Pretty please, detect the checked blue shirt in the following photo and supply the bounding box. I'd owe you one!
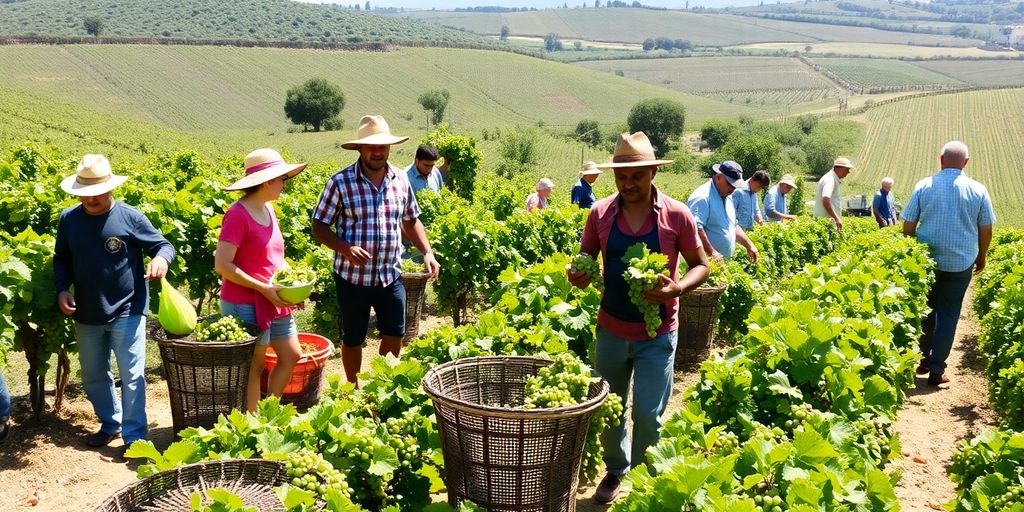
[902,168,995,272]
[731,188,761,231]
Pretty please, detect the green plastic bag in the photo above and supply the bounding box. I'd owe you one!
[158,277,197,335]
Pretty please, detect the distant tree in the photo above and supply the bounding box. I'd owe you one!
[575,119,602,147]
[284,78,345,132]
[805,45,813,52]
[715,134,783,180]
[626,98,686,157]
[418,88,451,126]
[496,126,541,178]
[500,25,510,40]
[700,120,741,150]
[544,33,563,51]
[950,25,972,38]
[792,115,818,135]
[365,1,371,10]
[673,39,692,51]
[573,40,583,50]
[642,38,656,51]
[595,0,602,6]
[655,37,673,50]
[83,16,103,37]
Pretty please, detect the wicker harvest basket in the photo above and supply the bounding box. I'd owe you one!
[152,317,259,434]
[401,272,430,343]
[95,459,286,512]
[423,356,609,512]
[675,284,727,371]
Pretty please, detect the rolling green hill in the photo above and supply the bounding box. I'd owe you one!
[809,57,966,88]
[914,60,1024,87]
[0,0,489,46]
[850,88,1024,225]
[0,45,759,134]
[390,7,982,47]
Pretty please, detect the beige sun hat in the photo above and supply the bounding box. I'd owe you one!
[833,156,855,170]
[779,174,797,188]
[61,154,129,196]
[579,161,602,176]
[341,115,409,150]
[595,132,673,169]
[536,178,555,190]
[224,148,307,191]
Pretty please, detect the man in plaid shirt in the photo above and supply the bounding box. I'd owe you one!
[312,115,439,384]
[903,140,994,388]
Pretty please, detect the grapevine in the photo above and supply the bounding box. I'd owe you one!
[274,265,315,287]
[194,316,250,343]
[570,253,603,293]
[622,243,668,338]
[281,449,353,500]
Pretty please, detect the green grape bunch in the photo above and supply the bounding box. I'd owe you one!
[283,448,353,500]
[194,316,251,343]
[274,265,315,287]
[622,243,669,338]
[990,485,1024,511]
[570,253,604,293]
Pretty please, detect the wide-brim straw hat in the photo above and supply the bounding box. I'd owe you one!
[779,174,797,188]
[833,156,855,170]
[341,115,409,150]
[579,161,603,176]
[595,132,673,169]
[61,154,129,196]
[224,148,306,191]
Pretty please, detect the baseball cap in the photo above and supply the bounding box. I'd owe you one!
[712,160,747,189]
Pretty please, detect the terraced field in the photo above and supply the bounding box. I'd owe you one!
[0,45,757,133]
[810,57,967,88]
[851,88,1024,225]
[736,42,1014,58]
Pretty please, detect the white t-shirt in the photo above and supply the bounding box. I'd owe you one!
[814,170,841,218]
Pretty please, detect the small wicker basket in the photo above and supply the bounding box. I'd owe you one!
[675,284,727,371]
[423,356,609,512]
[401,272,430,343]
[94,459,286,512]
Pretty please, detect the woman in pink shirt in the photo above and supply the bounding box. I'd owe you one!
[214,149,306,411]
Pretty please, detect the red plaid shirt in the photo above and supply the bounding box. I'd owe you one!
[313,160,420,287]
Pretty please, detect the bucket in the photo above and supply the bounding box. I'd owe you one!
[260,333,333,411]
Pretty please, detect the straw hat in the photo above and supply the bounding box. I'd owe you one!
[595,132,673,168]
[61,154,128,196]
[224,149,306,191]
[833,156,855,170]
[779,174,797,188]
[579,161,602,176]
[341,115,409,150]
[536,178,555,190]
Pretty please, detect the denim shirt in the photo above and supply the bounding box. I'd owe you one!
[731,188,760,231]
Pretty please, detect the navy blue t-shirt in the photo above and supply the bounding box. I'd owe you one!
[54,201,176,325]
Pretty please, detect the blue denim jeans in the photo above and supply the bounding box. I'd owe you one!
[594,325,677,476]
[0,370,10,419]
[920,266,974,375]
[75,315,148,443]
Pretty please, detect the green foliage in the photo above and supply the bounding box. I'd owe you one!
[700,120,741,151]
[788,176,806,217]
[83,16,103,36]
[544,32,563,51]
[422,125,482,202]
[284,78,345,132]
[495,126,541,178]
[417,89,450,126]
[714,134,783,180]
[575,119,602,147]
[627,98,687,158]
[948,429,1024,511]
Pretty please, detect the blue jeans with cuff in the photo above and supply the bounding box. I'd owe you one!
[594,325,677,476]
[75,315,148,443]
[920,266,974,375]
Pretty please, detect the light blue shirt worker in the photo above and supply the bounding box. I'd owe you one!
[872,188,897,227]
[405,164,444,195]
[902,167,995,272]
[687,178,737,258]
[731,188,761,231]
[763,184,787,222]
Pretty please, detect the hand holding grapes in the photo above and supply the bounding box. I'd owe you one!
[643,273,682,304]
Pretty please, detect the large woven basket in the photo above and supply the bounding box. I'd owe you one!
[153,317,259,434]
[423,356,609,512]
[402,272,430,343]
[675,284,727,371]
[95,459,286,512]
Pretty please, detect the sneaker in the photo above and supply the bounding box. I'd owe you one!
[0,417,10,443]
[927,373,950,387]
[594,472,622,504]
[85,430,121,448]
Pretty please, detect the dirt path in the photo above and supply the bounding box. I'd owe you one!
[889,284,996,511]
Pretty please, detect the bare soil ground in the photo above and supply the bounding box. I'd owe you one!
[0,287,993,512]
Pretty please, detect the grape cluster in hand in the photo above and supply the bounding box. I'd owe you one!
[194,316,249,343]
[622,243,669,338]
[570,253,604,293]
